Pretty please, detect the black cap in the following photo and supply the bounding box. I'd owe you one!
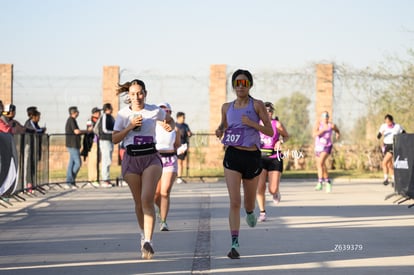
[91,107,101,114]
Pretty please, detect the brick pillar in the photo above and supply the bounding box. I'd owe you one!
[102,66,120,167]
[209,64,227,131]
[205,64,227,168]
[0,64,13,104]
[315,64,334,119]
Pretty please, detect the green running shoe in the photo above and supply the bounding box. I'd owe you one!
[315,181,323,191]
[325,182,332,193]
[246,212,257,228]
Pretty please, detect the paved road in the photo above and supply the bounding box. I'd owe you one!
[1,179,414,274]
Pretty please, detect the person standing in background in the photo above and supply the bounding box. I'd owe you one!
[175,112,192,184]
[0,100,12,133]
[85,107,101,187]
[65,106,87,189]
[2,104,25,134]
[24,108,46,193]
[99,103,115,187]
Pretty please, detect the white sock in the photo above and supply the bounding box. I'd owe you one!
[384,174,388,180]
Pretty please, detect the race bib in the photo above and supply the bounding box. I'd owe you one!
[223,128,244,146]
[261,136,273,147]
[319,137,327,145]
[134,136,154,145]
[162,156,175,167]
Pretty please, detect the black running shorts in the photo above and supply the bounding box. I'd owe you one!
[261,157,283,173]
[383,144,393,155]
[223,146,262,179]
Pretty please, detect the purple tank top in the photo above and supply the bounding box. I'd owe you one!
[315,122,333,149]
[222,97,261,149]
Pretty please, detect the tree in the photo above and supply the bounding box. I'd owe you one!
[273,92,311,145]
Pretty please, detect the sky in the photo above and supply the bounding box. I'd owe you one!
[1,0,414,133]
[1,0,413,76]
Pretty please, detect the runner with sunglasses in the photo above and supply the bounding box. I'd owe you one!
[216,69,273,259]
[257,102,289,222]
[112,79,174,260]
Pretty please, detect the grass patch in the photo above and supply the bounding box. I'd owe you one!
[283,169,382,180]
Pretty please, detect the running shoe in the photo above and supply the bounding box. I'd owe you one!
[91,181,100,188]
[232,238,239,248]
[140,233,145,248]
[383,179,390,186]
[246,212,257,228]
[101,181,113,188]
[176,178,183,184]
[160,222,169,231]
[325,182,332,193]
[141,242,154,259]
[227,248,240,259]
[259,212,267,222]
[315,181,323,191]
[273,192,281,204]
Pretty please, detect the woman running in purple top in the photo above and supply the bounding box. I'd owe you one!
[215,69,273,259]
[313,111,340,193]
[257,102,289,222]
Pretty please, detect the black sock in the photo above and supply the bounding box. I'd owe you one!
[246,210,253,215]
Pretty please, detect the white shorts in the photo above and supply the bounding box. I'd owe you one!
[159,153,178,173]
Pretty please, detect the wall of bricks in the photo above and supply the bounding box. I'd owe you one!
[102,66,120,167]
[204,64,227,168]
[0,64,13,105]
[315,64,333,120]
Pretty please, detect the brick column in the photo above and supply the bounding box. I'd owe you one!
[209,64,227,131]
[315,64,334,119]
[102,66,120,167]
[0,64,13,104]
[205,64,227,168]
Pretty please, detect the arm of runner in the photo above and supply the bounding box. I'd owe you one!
[244,99,273,137]
[332,123,340,140]
[277,121,289,143]
[215,103,229,139]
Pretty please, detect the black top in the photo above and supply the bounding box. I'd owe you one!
[176,123,191,144]
[65,117,81,148]
[99,113,115,141]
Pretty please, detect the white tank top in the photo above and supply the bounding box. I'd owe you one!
[155,123,176,151]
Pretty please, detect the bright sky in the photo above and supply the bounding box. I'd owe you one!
[1,0,413,76]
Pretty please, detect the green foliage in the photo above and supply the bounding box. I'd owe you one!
[274,91,311,146]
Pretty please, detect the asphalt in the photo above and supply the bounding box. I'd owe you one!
[0,179,414,275]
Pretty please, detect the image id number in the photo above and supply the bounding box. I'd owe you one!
[334,244,364,252]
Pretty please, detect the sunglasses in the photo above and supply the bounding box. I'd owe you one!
[266,108,273,113]
[233,79,251,88]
